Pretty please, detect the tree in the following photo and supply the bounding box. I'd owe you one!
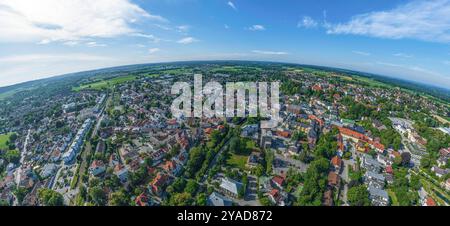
[259,197,273,206]
[196,193,207,206]
[297,158,329,205]
[5,149,20,164]
[37,188,64,206]
[347,185,371,206]
[184,180,198,194]
[292,131,306,142]
[9,133,18,143]
[13,187,28,205]
[89,186,106,205]
[109,190,129,206]
[265,150,274,175]
[229,137,241,154]
[169,192,193,206]
[420,156,432,168]
[400,152,411,166]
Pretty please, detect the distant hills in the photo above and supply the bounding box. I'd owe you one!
[0,60,449,102]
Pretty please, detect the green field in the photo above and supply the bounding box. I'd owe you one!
[211,66,262,73]
[387,189,399,206]
[0,132,15,150]
[226,153,249,171]
[73,75,137,91]
[160,68,191,75]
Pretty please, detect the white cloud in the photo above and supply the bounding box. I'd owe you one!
[0,53,112,63]
[63,41,79,46]
[297,16,318,28]
[248,25,265,31]
[177,37,199,44]
[326,0,450,43]
[352,51,371,56]
[86,42,107,47]
[131,33,163,43]
[0,0,167,43]
[148,48,160,54]
[252,50,288,55]
[393,53,413,58]
[227,1,237,11]
[176,25,190,33]
[0,53,121,87]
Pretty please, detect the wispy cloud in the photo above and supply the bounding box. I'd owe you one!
[326,0,450,43]
[248,25,266,31]
[352,51,371,56]
[297,16,318,28]
[86,42,107,47]
[177,37,199,44]
[227,1,237,11]
[444,60,450,65]
[131,33,163,43]
[176,25,190,33]
[393,53,413,58]
[148,48,160,54]
[376,61,440,76]
[252,50,288,55]
[0,0,167,43]
[0,53,112,63]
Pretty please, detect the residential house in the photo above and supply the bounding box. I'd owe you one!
[368,185,389,206]
[89,160,106,176]
[208,192,233,206]
[114,164,128,183]
[327,172,340,188]
[271,175,285,190]
[149,173,170,196]
[365,171,385,189]
[431,166,449,178]
[219,177,243,198]
[331,156,342,172]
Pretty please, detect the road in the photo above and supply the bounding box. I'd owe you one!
[12,128,31,205]
[14,128,31,186]
[340,159,354,205]
[200,137,232,183]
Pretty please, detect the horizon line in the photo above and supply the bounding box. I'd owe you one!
[0,59,449,92]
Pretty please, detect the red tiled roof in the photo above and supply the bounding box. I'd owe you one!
[276,131,291,138]
[426,197,436,206]
[135,193,148,206]
[270,189,279,197]
[272,176,285,187]
[338,126,385,151]
[328,172,340,186]
[312,84,322,91]
[331,156,342,168]
[308,114,324,127]
[386,165,393,174]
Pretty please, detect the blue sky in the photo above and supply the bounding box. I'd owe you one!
[0,0,449,88]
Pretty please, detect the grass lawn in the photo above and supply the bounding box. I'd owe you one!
[244,139,258,150]
[387,189,399,206]
[73,75,137,91]
[0,133,15,150]
[226,153,249,171]
[293,185,303,198]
